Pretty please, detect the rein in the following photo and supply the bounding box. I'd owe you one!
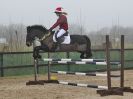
[40,31,51,41]
[33,31,51,47]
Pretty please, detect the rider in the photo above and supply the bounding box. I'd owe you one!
[49,7,68,50]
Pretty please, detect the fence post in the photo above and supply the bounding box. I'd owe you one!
[48,52,51,80]
[34,59,38,81]
[106,35,111,89]
[120,35,124,88]
[0,53,4,77]
[36,59,39,74]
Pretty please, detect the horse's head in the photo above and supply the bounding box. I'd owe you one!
[26,25,48,47]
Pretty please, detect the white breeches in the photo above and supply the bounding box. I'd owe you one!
[53,29,71,44]
[56,29,66,38]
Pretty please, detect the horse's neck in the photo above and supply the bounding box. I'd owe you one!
[47,34,53,42]
[41,34,53,49]
[42,34,53,44]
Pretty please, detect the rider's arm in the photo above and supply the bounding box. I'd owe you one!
[50,15,65,30]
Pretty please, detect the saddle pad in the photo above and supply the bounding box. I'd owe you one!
[53,33,71,44]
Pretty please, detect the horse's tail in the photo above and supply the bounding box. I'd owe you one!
[84,35,92,58]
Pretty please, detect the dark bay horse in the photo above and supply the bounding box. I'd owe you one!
[26,25,92,59]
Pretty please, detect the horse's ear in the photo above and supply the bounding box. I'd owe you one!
[27,26,31,33]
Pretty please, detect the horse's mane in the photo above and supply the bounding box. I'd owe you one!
[28,25,48,32]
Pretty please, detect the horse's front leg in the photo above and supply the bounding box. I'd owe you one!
[33,46,42,59]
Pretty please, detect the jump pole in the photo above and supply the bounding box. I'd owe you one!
[51,70,120,77]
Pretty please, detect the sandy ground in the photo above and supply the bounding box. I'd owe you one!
[0,70,133,99]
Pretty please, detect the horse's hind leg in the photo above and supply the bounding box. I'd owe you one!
[80,52,85,59]
[85,50,92,58]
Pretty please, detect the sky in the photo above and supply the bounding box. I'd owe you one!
[0,0,133,32]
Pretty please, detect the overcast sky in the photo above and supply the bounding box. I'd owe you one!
[0,0,133,32]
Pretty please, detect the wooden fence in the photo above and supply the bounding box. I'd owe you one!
[0,49,133,77]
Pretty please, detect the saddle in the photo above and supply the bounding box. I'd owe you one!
[52,31,71,51]
[55,31,68,44]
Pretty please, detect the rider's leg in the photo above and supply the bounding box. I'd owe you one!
[51,29,66,51]
[56,29,66,38]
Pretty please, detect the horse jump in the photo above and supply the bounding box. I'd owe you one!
[26,35,133,96]
[41,58,120,90]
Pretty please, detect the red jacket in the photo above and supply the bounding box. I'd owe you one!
[50,15,68,31]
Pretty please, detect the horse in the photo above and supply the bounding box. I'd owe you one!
[26,25,92,59]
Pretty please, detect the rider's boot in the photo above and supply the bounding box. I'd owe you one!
[51,42,60,51]
[51,36,63,51]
